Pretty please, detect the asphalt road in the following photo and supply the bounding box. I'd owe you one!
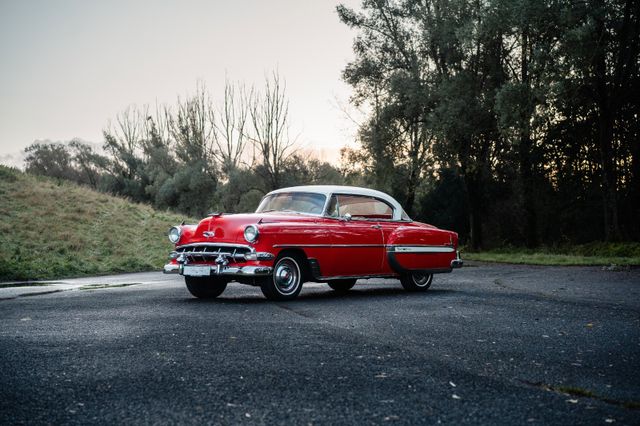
[1,264,639,425]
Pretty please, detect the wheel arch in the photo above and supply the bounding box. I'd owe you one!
[274,248,312,282]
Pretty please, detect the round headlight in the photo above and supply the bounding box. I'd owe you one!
[244,225,259,243]
[168,226,182,244]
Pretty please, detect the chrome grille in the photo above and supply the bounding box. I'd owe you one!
[174,243,252,264]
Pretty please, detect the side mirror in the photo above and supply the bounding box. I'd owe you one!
[342,213,352,222]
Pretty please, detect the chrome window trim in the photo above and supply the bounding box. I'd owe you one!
[259,186,410,221]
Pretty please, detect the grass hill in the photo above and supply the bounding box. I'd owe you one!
[0,166,192,281]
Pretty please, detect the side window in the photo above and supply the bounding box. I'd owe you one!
[336,195,393,220]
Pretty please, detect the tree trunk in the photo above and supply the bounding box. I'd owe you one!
[632,135,640,238]
[519,28,538,248]
[519,135,537,247]
[596,105,621,241]
[461,164,483,250]
[404,164,418,217]
[594,15,622,241]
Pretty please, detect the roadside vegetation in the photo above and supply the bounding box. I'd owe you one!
[0,166,193,281]
[464,243,640,266]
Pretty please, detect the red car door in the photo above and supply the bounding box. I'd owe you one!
[320,194,387,277]
[328,219,384,276]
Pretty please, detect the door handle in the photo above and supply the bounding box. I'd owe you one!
[371,224,381,229]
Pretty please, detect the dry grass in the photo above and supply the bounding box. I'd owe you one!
[0,166,194,281]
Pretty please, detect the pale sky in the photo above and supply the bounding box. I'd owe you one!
[0,0,362,164]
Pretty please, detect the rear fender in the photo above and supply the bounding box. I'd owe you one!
[386,227,458,274]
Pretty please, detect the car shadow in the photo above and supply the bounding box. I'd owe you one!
[181,285,457,305]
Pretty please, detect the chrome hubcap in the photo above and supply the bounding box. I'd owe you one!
[412,273,432,287]
[274,258,300,295]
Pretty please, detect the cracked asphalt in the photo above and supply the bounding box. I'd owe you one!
[1,263,639,425]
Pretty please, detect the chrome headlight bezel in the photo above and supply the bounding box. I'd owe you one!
[168,226,182,244]
[244,224,259,243]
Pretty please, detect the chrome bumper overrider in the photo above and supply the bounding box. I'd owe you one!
[163,263,273,277]
[450,251,463,269]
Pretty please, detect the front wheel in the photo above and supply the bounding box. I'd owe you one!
[400,272,433,292]
[327,279,357,294]
[185,276,228,298]
[260,255,304,301]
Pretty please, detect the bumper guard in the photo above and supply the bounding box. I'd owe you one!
[450,251,463,269]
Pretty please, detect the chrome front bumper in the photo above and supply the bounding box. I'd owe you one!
[163,263,273,277]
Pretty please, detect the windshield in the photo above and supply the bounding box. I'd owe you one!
[256,192,327,215]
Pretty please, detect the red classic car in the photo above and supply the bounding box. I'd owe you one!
[164,185,462,300]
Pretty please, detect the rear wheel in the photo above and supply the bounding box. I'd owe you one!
[327,279,357,294]
[260,254,304,301]
[185,276,228,298]
[400,272,433,292]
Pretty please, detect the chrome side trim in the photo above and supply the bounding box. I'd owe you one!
[274,244,454,252]
[387,245,455,253]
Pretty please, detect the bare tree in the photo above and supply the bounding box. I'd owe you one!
[211,79,251,177]
[103,106,145,180]
[249,72,295,190]
[142,103,172,152]
[167,83,216,174]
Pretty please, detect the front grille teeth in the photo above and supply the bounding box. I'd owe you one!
[175,244,252,264]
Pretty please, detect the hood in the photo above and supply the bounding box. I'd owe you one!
[179,212,318,246]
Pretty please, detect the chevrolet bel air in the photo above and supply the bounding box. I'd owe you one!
[164,185,462,300]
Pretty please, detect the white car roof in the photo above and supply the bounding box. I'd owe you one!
[266,185,406,220]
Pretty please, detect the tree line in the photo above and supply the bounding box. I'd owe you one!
[24,0,639,249]
[24,73,344,218]
[337,0,639,248]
